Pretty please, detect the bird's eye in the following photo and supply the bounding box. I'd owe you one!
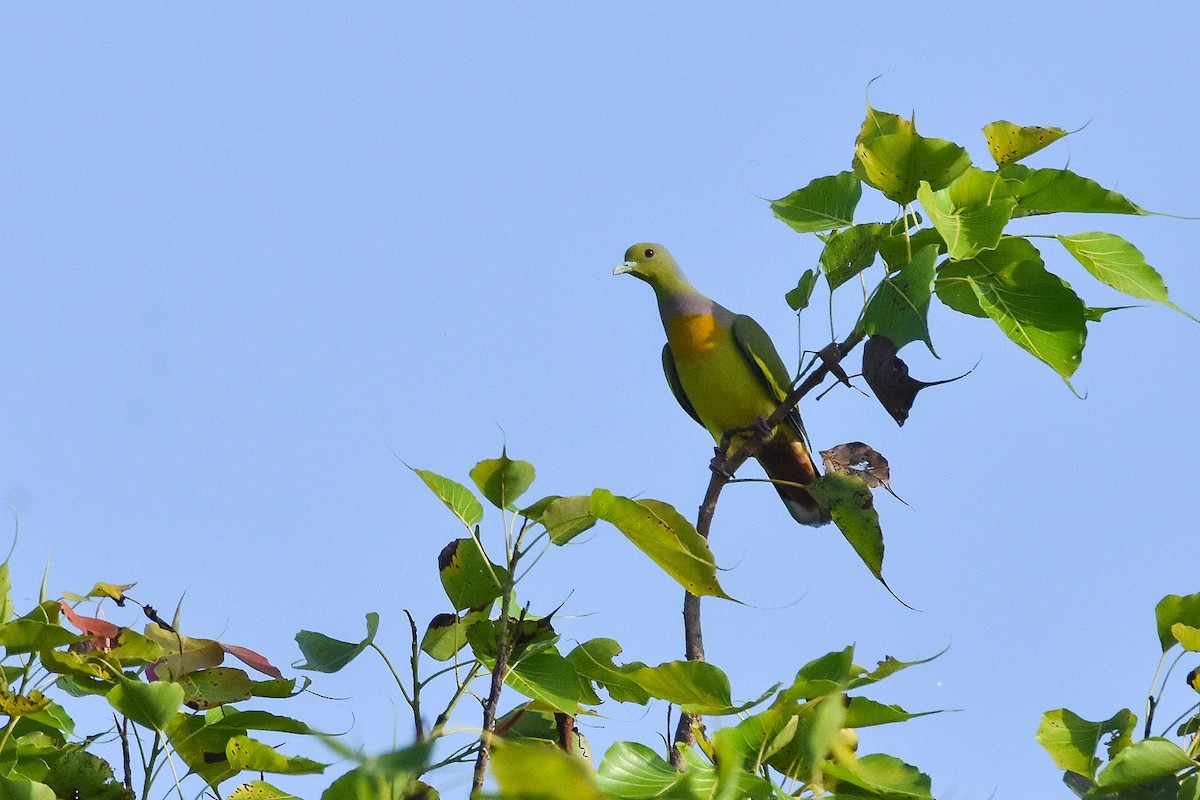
[644,248,655,258]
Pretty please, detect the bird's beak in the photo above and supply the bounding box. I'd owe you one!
[613,261,637,276]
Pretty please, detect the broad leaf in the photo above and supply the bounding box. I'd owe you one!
[1155,593,1200,652]
[420,603,491,661]
[845,696,941,727]
[786,269,820,312]
[807,472,902,601]
[590,491,731,600]
[469,449,536,510]
[539,495,597,545]
[853,106,971,205]
[226,735,326,775]
[982,120,1067,166]
[410,467,483,528]
[820,223,887,290]
[565,638,651,705]
[771,172,861,233]
[822,753,934,800]
[108,674,184,731]
[506,651,583,714]
[228,783,298,799]
[1172,623,1200,652]
[859,244,938,351]
[491,739,603,800]
[1036,707,1137,777]
[1002,165,1146,217]
[918,173,1016,260]
[935,236,1045,318]
[596,741,686,799]
[437,537,509,611]
[143,622,225,680]
[178,667,254,710]
[624,660,733,714]
[965,263,1088,380]
[295,612,379,673]
[1058,232,1195,319]
[1094,738,1194,794]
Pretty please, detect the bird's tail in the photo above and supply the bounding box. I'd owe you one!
[756,438,831,526]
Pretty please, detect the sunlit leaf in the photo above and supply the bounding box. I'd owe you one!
[1002,165,1146,217]
[786,269,820,312]
[0,689,50,717]
[935,236,1044,318]
[853,106,971,205]
[294,612,379,673]
[143,623,225,680]
[469,449,536,510]
[437,538,509,611]
[623,660,733,714]
[565,638,651,705]
[596,741,685,799]
[539,495,597,545]
[1094,738,1194,793]
[491,739,603,800]
[409,467,483,528]
[1036,707,1136,777]
[822,753,934,799]
[228,782,300,800]
[807,473,902,601]
[771,171,861,233]
[918,174,1017,260]
[506,651,583,714]
[766,694,847,785]
[1172,623,1200,652]
[179,667,254,710]
[845,696,941,727]
[1058,232,1195,319]
[590,491,732,600]
[226,735,326,775]
[0,619,81,654]
[1155,593,1200,652]
[319,744,433,800]
[982,120,1067,166]
[42,749,124,800]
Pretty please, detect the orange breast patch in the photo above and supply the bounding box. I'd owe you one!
[666,314,725,359]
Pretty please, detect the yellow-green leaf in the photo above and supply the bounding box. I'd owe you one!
[982,120,1067,166]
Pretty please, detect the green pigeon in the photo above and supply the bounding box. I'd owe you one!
[615,242,830,526]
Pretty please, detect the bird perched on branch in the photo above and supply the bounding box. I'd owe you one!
[614,243,830,526]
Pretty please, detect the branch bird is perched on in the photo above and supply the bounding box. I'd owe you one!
[614,243,830,526]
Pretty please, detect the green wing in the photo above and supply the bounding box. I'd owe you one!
[662,343,704,427]
[731,315,809,441]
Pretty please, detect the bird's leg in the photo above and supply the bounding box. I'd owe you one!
[709,446,734,477]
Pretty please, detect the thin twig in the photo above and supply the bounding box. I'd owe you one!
[406,610,425,741]
[671,333,863,765]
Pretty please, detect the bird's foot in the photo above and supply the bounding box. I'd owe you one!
[751,415,773,438]
[709,449,734,478]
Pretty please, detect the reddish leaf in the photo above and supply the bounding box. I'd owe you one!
[220,642,284,680]
[59,600,120,638]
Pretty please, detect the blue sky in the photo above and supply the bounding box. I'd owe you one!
[2,4,1198,797]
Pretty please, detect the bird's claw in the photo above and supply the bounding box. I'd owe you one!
[709,450,734,478]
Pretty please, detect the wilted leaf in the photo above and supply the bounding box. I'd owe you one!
[219,642,284,680]
[771,172,861,233]
[820,441,903,503]
[861,336,969,426]
[982,120,1068,166]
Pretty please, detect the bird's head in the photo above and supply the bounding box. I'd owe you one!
[613,243,686,290]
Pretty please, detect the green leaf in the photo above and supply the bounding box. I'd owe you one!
[565,638,651,705]
[469,449,536,510]
[420,603,491,661]
[539,495,598,545]
[42,749,125,800]
[178,667,254,710]
[807,473,899,598]
[935,236,1045,318]
[853,105,972,205]
[294,612,379,673]
[226,735,326,775]
[860,244,937,352]
[210,710,315,736]
[410,467,484,528]
[506,651,583,714]
[786,646,858,699]
[623,660,733,714]
[491,739,603,800]
[1172,623,1200,652]
[982,120,1068,166]
[1155,594,1200,652]
[228,782,301,800]
[770,171,861,233]
[822,753,934,800]
[1058,232,1196,319]
[590,491,732,600]
[0,775,56,800]
[142,623,225,680]
[845,696,941,727]
[765,694,847,785]
[917,173,1017,260]
[1036,707,1137,777]
[108,674,184,731]
[437,538,510,611]
[1001,165,1146,217]
[1094,738,1195,794]
[0,619,81,654]
[966,262,1088,380]
[319,743,432,800]
[786,269,820,312]
[0,562,13,627]
[596,741,685,799]
[820,223,887,290]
